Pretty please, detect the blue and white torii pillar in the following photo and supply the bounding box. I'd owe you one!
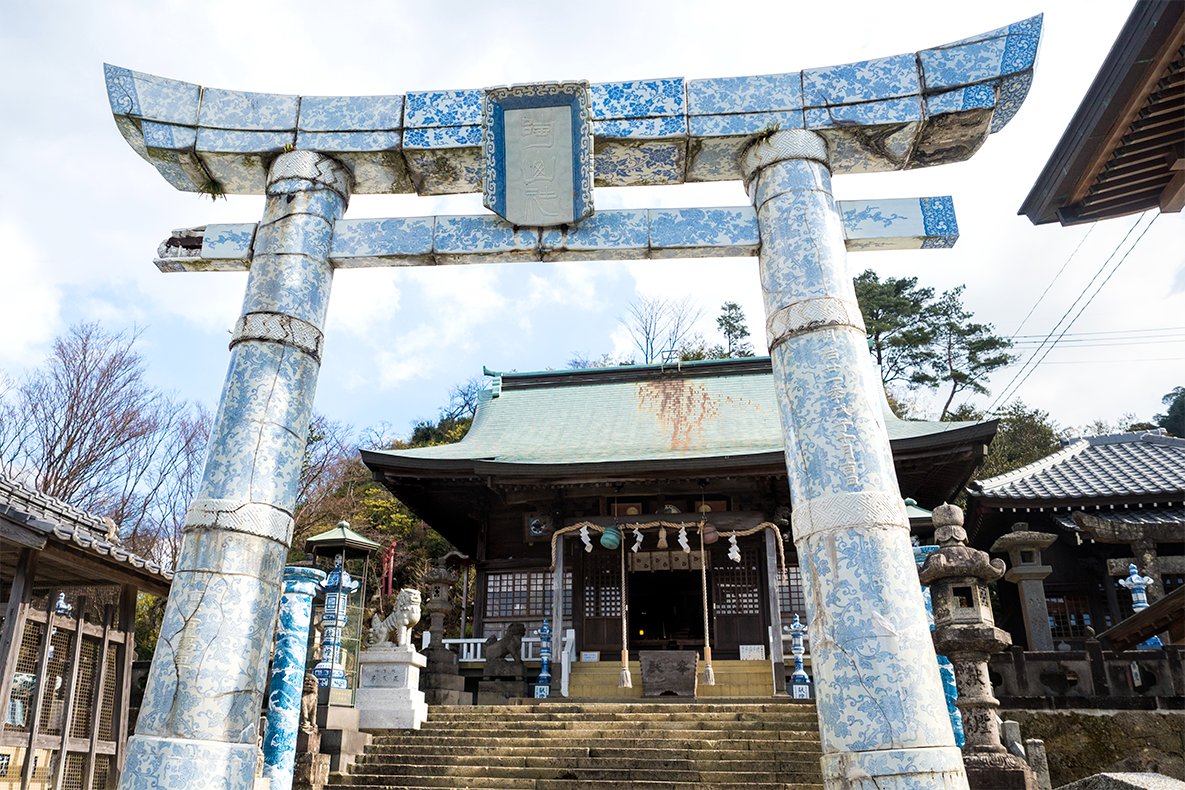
[105,16,1040,790]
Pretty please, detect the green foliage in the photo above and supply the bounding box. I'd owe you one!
[716,302,754,358]
[853,270,939,387]
[1155,386,1184,437]
[134,593,166,661]
[854,273,1014,418]
[920,286,1015,419]
[955,400,1062,481]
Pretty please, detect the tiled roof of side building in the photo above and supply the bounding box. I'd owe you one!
[368,358,992,467]
[0,471,173,582]
[969,430,1185,502]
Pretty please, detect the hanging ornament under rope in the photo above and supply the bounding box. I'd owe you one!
[619,540,632,689]
[677,526,690,553]
[631,528,643,553]
[699,524,715,686]
[656,526,668,549]
[727,534,741,563]
[600,524,621,549]
[580,525,593,553]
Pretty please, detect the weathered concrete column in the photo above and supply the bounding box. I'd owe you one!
[263,566,327,790]
[120,151,352,790]
[741,129,967,790]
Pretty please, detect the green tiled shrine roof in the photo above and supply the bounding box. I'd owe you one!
[367,358,988,468]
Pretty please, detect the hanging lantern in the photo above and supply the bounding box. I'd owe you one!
[600,525,622,549]
[700,522,719,545]
[657,526,668,550]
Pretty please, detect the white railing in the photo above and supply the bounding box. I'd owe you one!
[439,634,550,662]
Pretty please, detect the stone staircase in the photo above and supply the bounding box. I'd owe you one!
[331,700,824,790]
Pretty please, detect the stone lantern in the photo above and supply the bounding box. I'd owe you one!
[422,558,460,643]
[990,523,1057,651]
[920,504,1034,790]
[419,558,471,705]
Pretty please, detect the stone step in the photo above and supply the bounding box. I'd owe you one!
[424,710,819,723]
[347,764,820,784]
[332,779,824,790]
[415,720,818,734]
[364,734,820,753]
[349,754,820,773]
[432,701,815,713]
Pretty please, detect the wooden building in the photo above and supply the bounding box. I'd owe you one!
[364,358,997,680]
[0,473,172,789]
[966,429,1185,650]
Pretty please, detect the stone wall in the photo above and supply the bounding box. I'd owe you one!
[1004,710,1184,788]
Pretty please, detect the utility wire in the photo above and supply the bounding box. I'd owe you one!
[988,212,1160,412]
[1009,224,1096,338]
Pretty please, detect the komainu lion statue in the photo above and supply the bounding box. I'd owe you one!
[483,622,526,678]
[367,588,422,648]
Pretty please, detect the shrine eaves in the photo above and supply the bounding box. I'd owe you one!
[105,15,1040,198]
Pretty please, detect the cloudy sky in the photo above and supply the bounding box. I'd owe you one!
[1,0,1181,442]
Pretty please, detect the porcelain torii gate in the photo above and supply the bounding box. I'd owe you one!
[105,16,1040,790]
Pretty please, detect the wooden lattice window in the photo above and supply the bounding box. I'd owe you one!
[1046,593,1092,639]
[712,545,762,615]
[484,571,571,619]
[777,565,806,620]
[582,553,621,618]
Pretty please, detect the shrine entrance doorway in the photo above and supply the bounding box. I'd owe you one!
[627,569,705,652]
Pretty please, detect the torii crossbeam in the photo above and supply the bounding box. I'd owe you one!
[103,15,1040,790]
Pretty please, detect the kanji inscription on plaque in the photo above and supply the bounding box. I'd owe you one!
[483,81,593,227]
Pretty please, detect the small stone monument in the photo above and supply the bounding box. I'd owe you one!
[292,673,330,790]
[356,588,427,730]
[921,503,1035,790]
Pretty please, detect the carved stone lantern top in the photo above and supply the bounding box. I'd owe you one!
[922,504,1006,584]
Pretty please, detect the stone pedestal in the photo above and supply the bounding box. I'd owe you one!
[476,679,526,705]
[421,645,472,705]
[357,645,428,730]
[291,730,329,790]
[314,705,369,773]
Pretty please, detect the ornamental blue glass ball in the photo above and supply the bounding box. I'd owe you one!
[600,526,621,549]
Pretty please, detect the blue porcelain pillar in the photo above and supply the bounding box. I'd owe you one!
[120,151,352,790]
[741,130,967,790]
[263,567,327,790]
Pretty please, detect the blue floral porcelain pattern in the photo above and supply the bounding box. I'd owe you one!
[688,73,802,115]
[298,95,404,131]
[199,88,298,131]
[746,140,965,790]
[121,154,349,790]
[107,16,1041,195]
[594,140,685,187]
[262,567,326,790]
[803,54,919,107]
[591,78,685,119]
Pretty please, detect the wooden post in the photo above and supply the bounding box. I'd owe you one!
[83,604,115,790]
[21,586,59,790]
[551,535,565,662]
[51,595,88,788]
[113,585,136,777]
[764,528,786,693]
[0,549,39,730]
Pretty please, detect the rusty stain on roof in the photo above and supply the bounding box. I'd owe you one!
[636,379,760,450]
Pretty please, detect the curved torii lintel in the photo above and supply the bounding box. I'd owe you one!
[105,15,1040,197]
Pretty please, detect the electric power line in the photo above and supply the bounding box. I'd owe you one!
[987,212,1161,413]
[1009,224,1096,338]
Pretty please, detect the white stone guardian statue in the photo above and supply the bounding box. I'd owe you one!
[367,588,422,649]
